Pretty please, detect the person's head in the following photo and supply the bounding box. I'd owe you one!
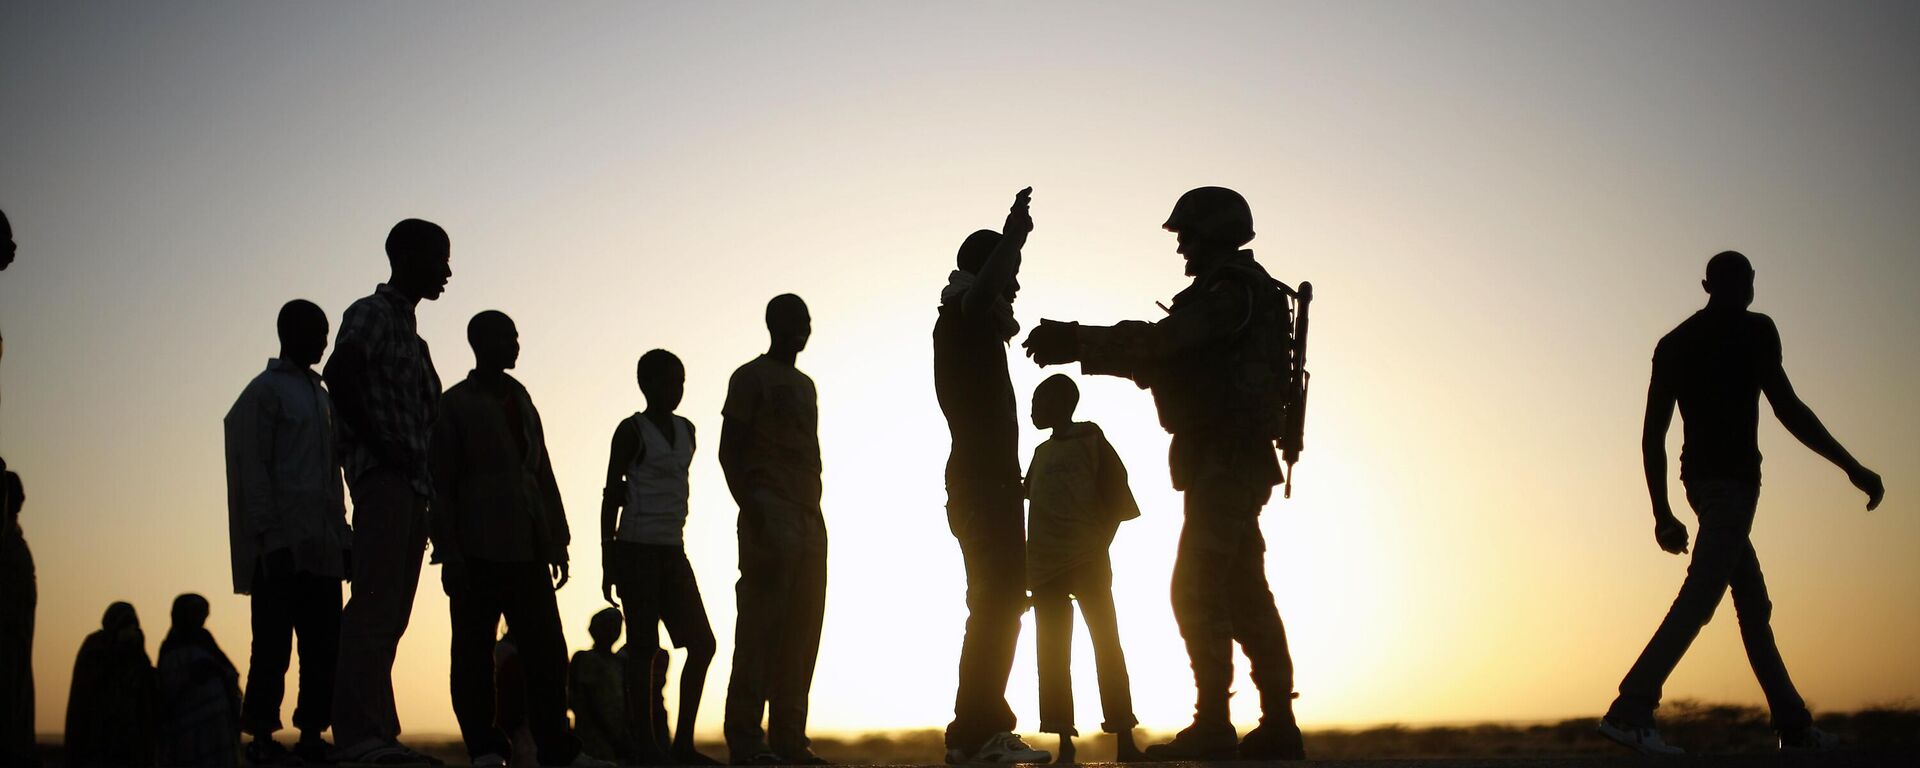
[170,593,210,631]
[1031,373,1080,430]
[1164,187,1255,275]
[1703,250,1755,310]
[766,294,812,356]
[102,601,139,636]
[277,299,329,366]
[588,608,623,649]
[957,229,1019,301]
[636,349,685,413]
[3,470,22,519]
[385,218,452,301]
[1,208,15,271]
[467,310,519,371]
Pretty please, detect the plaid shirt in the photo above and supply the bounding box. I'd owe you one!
[329,284,442,496]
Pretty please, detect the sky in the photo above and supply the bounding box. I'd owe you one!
[2,0,1918,740]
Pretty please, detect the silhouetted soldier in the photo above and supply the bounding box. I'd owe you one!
[1023,187,1306,760]
[937,188,1052,765]
[601,349,720,764]
[1597,251,1885,755]
[430,311,607,768]
[570,609,641,763]
[223,299,351,765]
[322,218,449,765]
[156,594,243,768]
[0,467,34,768]
[1025,375,1144,763]
[721,294,830,765]
[65,602,157,768]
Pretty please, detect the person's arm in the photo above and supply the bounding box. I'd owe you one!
[718,368,757,510]
[428,402,463,567]
[600,417,638,605]
[1763,366,1884,510]
[1025,276,1252,387]
[1642,359,1689,555]
[322,303,403,468]
[225,383,281,554]
[532,404,570,590]
[962,187,1033,322]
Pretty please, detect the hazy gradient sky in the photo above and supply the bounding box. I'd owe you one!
[3,0,1917,739]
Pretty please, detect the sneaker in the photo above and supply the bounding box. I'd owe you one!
[247,738,304,767]
[1143,723,1238,761]
[1779,726,1841,752]
[1238,722,1306,761]
[470,755,507,768]
[967,733,1051,764]
[1597,717,1683,756]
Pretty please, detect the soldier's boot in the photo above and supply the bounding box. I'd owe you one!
[1143,692,1237,761]
[1238,692,1305,761]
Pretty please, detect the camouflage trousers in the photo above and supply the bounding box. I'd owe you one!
[1171,472,1296,728]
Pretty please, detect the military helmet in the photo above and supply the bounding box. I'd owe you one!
[1163,186,1255,247]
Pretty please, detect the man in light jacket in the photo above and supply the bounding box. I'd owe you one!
[224,299,351,765]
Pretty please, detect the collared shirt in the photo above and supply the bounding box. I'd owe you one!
[429,370,569,564]
[328,284,441,496]
[223,359,350,593]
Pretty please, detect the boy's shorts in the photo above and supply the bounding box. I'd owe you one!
[607,541,714,649]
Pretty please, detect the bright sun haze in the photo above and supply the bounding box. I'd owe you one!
[2,0,1917,739]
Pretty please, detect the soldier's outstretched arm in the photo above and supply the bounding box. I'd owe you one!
[1763,364,1884,510]
[1023,277,1252,384]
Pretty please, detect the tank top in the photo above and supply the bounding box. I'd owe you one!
[617,414,693,546]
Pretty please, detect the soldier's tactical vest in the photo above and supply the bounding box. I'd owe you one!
[1150,259,1294,441]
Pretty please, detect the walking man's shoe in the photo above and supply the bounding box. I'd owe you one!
[955,732,1050,764]
[1779,726,1841,752]
[1597,717,1683,755]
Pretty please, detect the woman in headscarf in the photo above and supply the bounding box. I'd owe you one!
[65,601,158,767]
[155,594,242,768]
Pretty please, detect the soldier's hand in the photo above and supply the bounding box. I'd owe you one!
[1022,319,1079,366]
[1653,514,1689,555]
[1849,464,1884,511]
[1004,187,1034,238]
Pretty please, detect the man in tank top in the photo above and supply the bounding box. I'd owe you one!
[599,349,718,765]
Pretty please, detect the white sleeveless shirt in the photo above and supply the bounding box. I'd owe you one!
[618,413,693,546]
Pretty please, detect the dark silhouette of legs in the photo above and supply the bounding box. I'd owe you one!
[1033,579,1076,738]
[331,471,428,752]
[0,469,34,767]
[449,562,579,765]
[945,491,1025,753]
[243,558,341,740]
[1072,562,1138,738]
[725,511,827,760]
[1609,481,1811,731]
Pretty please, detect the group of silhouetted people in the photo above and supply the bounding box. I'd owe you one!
[0,184,1893,767]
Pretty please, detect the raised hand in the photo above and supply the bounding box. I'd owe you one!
[1004,187,1034,237]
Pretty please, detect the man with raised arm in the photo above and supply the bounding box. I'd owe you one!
[1597,251,1885,756]
[721,294,830,765]
[1023,187,1306,761]
[937,189,1052,765]
[322,218,449,765]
